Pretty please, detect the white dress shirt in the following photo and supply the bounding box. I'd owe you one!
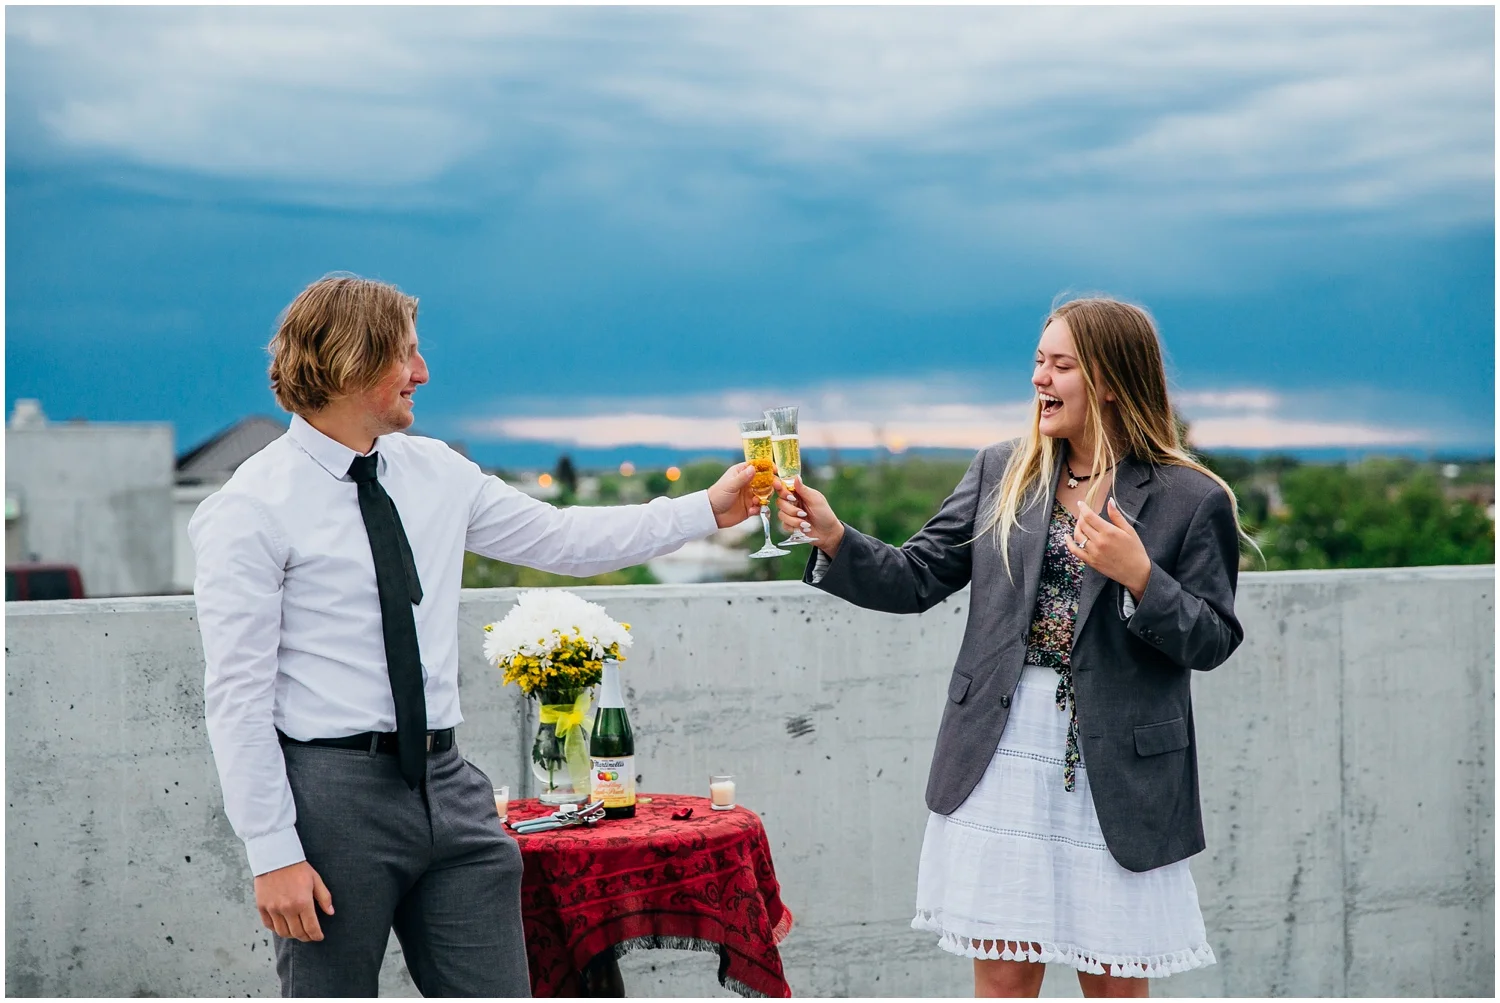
[191,415,718,876]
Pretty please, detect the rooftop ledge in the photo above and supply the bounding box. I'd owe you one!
[5,565,1494,998]
[7,563,1494,617]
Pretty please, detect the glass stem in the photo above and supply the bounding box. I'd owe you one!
[759,506,775,549]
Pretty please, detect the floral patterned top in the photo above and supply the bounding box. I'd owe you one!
[1022,501,1085,791]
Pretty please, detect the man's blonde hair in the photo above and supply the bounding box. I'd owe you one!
[268,274,419,415]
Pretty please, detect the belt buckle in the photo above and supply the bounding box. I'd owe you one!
[424,733,435,752]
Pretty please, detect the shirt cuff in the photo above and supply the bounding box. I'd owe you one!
[670,490,720,540]
[1121,589,1138,619]
[811,549,832,584]
[245,826,306,877]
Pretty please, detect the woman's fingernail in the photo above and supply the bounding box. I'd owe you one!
[797,510,807,518]
[800,522,812,531]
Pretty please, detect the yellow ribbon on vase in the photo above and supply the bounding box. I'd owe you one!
[538,689,593,794]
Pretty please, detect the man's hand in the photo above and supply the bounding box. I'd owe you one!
[1065,497,1152,601]
[255,860,334,943]
[707,462,761,529]
[774,477,845,560]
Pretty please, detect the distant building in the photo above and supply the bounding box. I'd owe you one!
[171,416,474,591]
[171,416,289,592]
[507,473,563,500]
[645,521,758,584]
[175,415,289,486]
[5,400,175,597]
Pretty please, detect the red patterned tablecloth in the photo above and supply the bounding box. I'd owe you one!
[509,793,794,998]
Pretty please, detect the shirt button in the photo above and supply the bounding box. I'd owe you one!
[1000,694,1012,709]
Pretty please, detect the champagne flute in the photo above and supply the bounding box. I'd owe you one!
[739,419,790,559]
[764,405,818,545]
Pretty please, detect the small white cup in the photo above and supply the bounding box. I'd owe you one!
[493,785,510,822]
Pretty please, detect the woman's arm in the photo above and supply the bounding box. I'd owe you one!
[788,450,987,615]
[1125,487,1244,671]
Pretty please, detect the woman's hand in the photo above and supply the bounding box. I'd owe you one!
[774,477,845,559]
[1065,497,1152,601]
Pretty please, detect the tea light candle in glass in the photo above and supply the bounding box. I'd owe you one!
[709,775,736,810]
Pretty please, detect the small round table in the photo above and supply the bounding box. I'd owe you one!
[508,793,794,998]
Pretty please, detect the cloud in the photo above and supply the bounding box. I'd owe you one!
[7,5,1491,231]
[7,8,494,187]
[1175,390,1283,412]
[1185,416,1428,450]
[459,377,1441,452]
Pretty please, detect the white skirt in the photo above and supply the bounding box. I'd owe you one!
[911,665,1216,978]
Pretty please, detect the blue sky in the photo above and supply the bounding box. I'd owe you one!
[6,6,1495,466]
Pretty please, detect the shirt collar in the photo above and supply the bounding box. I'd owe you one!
[288,414,390,481]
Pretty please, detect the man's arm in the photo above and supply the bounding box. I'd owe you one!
[463,465,725,574]
[193,491,336,943]
[191,490,304,874]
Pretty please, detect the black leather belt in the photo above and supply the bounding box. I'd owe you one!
[278,727,456,756]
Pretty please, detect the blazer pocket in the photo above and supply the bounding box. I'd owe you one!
[1134,717,1189,757]
[947,671,972,704]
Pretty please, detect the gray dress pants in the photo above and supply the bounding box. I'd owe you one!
[274,741,531,997]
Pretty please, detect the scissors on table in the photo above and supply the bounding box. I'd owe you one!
[509,800,606,834]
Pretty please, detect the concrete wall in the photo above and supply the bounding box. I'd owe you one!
[5,568,1493,997]
[5,424,175,596]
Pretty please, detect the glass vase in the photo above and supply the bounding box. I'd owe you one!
[531,689,592,805]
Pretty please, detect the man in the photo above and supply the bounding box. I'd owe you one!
[191,274,758,996]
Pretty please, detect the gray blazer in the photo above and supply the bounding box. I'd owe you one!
[805,440,1243,872]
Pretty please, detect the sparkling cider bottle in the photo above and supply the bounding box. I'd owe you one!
[589,662,636,818]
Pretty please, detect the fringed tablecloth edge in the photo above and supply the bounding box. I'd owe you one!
[609,933,790,998]
[770,905,795,945]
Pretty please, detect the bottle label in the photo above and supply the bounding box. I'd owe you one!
[590,756,636,809]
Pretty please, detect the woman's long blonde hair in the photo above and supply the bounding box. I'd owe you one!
[978,297,1245,570]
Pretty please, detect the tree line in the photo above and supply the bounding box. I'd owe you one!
[463,451,1495,588]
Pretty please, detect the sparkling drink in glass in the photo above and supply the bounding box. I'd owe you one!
[740,419,789,559]
[771,436,800,483]
[764,406,817,545]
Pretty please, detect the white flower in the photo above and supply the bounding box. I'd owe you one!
[482,589,633,666]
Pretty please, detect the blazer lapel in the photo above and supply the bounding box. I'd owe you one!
[1071,456,1154,650]
[1014,465,1059,625]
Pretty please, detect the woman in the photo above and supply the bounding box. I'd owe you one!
[776,298,1244,997]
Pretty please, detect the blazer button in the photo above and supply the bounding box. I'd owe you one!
[1000,694,1012,709]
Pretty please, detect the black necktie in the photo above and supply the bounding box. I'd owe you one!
[348,452,427,789]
